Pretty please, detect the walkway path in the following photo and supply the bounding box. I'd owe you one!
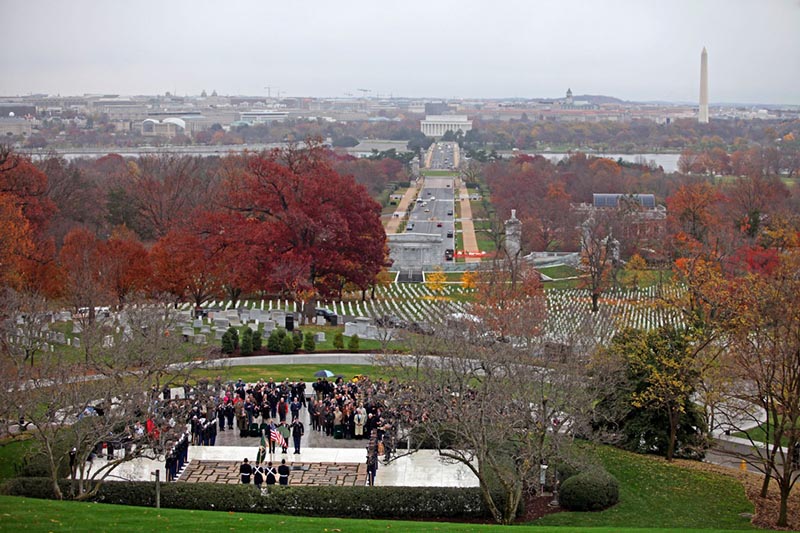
[457,179,481,263]
[384,183,418,234]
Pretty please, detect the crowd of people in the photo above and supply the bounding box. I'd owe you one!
[142,374,405,486]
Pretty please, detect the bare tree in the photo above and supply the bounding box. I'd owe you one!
[7,299,211,500]
[380,263,594,524]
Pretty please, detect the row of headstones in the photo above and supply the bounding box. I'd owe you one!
[543,288,685,342]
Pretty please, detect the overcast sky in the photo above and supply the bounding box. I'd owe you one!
[2,0,799,104]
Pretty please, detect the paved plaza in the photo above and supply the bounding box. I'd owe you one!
[92,354,479,488]
[180,460,367,486]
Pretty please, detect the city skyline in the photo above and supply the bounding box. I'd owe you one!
[2,0,799,105]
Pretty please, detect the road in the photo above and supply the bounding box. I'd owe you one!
[426,141,456,170]
[406,175,456,265]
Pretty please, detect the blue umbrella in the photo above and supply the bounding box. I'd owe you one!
[314,369,334,378]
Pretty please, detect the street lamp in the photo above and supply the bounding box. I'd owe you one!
[539,463,548,496]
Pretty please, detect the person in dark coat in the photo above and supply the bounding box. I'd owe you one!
[291,417,304,454]
[265,461,277,485]
[239,458,252,484]
[253,464,264,489]
[278,459,290,485]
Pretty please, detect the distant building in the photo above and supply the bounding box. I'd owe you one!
[141,118,185,138]
[238,110,288,124]
[559,88,599,110]
[0,117,33,137]
[699,47,709,124]
[420,115,472,137]
[0,103,36,117]
[573,193,667,260]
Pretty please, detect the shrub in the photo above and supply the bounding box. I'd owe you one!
[267,328,286,352]
[252,330,262,351]
[303,331,316,352]
[333,332,344,350]
[292,330,303,351]
[280,334,296,354]
[240,328,253,356]
[226,327,239,349]
[221,331,235,354]
[1,479,492,520]
[559,467,619,512]
[347,334,360,351]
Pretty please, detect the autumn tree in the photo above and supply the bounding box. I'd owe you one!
[624,253,647,289]
[0,151,59,296]
[59,227,106,318]
[97,226,152,309]
[716,249,800,527]
[221,142,389,322]
[149,227,223,309]
[605,326,707,461]
[666,181,723,251]
[425,266,446,294]
[40,155,107,246]
[0,193,33,288]
[117,154,220,239]
[58,227,112,362]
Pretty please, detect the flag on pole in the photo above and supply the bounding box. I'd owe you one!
[256,431,267,464]
[270,427,287,449]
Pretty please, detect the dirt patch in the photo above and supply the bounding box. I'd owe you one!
[517,493,565,522]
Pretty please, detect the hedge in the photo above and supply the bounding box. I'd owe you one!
[2,478,492,520]
[558,467,619,512]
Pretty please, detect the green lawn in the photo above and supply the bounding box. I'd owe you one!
[535,445,755,530]
[421,169,458,176]
[538,265,580,279]
[190,364,392,385]
[0,496,759,533]
[734,415,799,447]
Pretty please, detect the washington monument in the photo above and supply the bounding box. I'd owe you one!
[699,47,709,124]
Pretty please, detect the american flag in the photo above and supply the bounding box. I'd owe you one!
[270,427,286,448]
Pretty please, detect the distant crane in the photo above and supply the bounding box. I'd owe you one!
[357,88,371,98]
[264,86,279,98]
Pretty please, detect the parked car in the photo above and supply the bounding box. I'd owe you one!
[407,321,435,336]
[376,314,408,329]
[315,308,337,320]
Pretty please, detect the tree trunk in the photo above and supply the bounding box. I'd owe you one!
[591,292,599,313]
[666,408,678,462]
[777,484,789,527]
[759,465,772,498]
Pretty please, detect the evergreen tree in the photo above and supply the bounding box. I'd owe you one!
[293,330,303,351]
[347,334,360,352]
[240,327,253,356]
[226,327,239,349]
[303,331,316,352]
[280,334,296,354]
[333,332,344,350]
[221,331,234,354]
[268,328,286,352]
